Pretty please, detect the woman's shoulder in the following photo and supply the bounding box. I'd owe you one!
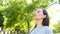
[45,26,52,30]
[42,26,53,32]
[44,26,52,30]
[44,26,53,34]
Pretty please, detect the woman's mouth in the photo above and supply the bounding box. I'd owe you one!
[34,14,37,17]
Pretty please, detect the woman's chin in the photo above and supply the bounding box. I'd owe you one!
[34,18,42,20]
[34,18,40,20]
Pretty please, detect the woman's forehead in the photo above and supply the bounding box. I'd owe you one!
[36,9,43,12]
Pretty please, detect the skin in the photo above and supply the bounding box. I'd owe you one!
[34,8,46,28]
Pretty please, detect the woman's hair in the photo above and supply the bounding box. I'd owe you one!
[34,8,49,28]
[42,8,49,26]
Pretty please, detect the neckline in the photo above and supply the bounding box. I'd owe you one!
[35,26,48,29]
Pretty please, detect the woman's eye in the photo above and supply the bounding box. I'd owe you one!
[37,10,40,13]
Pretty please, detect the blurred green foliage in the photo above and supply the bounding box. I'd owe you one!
[59,0,60,4]
[1,0,60,34]
[3,0,50,31]
[0,0,2,6]
[53,21,60,33]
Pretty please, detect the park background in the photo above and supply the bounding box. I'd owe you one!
[0,0,60,34]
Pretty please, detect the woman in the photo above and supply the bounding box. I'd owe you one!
[30,8,53,34]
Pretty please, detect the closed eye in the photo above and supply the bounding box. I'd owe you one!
[37,10,40,13]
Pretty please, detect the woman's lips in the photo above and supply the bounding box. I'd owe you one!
[34,14,37,17]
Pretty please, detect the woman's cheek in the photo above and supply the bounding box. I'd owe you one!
[38,15,43,18]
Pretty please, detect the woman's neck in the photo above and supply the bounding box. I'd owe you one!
[36,20,43,28]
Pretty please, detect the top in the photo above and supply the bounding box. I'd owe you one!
[30,26,53,34]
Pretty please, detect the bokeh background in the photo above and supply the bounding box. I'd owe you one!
[0,0,60,34]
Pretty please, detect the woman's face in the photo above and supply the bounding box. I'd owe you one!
[34,9,46,20]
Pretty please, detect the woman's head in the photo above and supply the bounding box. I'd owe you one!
[34,8,49,26]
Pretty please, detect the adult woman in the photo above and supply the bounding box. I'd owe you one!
[30,8,53,34]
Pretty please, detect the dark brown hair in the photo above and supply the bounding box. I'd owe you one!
[42,8,49,26]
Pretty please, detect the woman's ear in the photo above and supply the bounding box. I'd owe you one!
[43,15,46,18]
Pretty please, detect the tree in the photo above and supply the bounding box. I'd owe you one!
[0,12,4,31]
[53,20,60,33]
[1,0,51,34]
[0,0,2,6]
[59,0,60,4]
